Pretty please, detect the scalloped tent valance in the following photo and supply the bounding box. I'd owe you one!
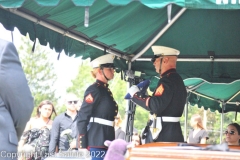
[1,0,240,9]
[1,0,240,112]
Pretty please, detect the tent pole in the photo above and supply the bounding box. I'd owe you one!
[124,61,131,141]
[190,91,217,102]
[124,80,138,142]
[131,8,186,62]
[137,58,240,62]
[124,96,136,142]
[220,102,225,143]
[124,61,139,142]
[124,81,131,142]
[184,92,189,141]
[226,91,240,103]
[187,81,205,91]
[2,7,130,60]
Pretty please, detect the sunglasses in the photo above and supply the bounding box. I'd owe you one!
[115,117,120,120]
[100,63,115,69]
[68,101,78,104]
[151,55,162,63]
[225,130,235,135]
[105,68,115,71]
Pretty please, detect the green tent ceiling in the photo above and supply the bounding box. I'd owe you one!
[184,78,240,113]
[1,0,240,112]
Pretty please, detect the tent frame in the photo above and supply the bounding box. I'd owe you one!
[0,6,188,63]
[2,3,240,144]
[131,7,187,62]
[0,7,130,60]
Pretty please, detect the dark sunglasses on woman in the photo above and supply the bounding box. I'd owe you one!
[225,130,235,135]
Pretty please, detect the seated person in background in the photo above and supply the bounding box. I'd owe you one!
[18,100,56,159]
[131,133,142,147]
[224,123,240,146]
[115,113,125,140]
[187,114,208,144]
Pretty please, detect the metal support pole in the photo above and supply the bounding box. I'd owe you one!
[124,98,136,142]
[220,102,225,143]
[124,61,139,142]
[136,58,240,62]
[131,8,186,62]
[184,93,189,141]
[124,82,130,141]
[124,77,140,142]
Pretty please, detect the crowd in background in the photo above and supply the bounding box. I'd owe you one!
[18,95,143,159]
[18,100,240,159]
[2,38,239,160]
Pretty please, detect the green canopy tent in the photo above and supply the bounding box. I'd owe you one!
[1,0,240,141]
[184,78,240,141]
[0,0,240,110]
[185,78,240,113]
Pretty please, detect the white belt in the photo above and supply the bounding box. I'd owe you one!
[161,116,180,122]
[90,117,114,127]
[150,116,180,140]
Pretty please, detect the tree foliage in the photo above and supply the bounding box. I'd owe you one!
[67,59,95,99]
[17,37,58,117]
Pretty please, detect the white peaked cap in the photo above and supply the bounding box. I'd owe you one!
[151,46,180,56]
[91,54,115,68]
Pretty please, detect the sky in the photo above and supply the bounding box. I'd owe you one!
[0,23,82,103]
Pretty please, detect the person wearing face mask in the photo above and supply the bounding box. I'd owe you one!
[224,123,240,146]
[125,46,187,143]
[76,54,118,160]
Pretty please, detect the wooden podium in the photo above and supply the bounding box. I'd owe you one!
[127,142,240,160]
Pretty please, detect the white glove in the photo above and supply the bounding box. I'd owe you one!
[128,85,140,97]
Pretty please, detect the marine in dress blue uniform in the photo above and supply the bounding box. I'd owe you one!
[126,46,187,143]
[77,54,118,160]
